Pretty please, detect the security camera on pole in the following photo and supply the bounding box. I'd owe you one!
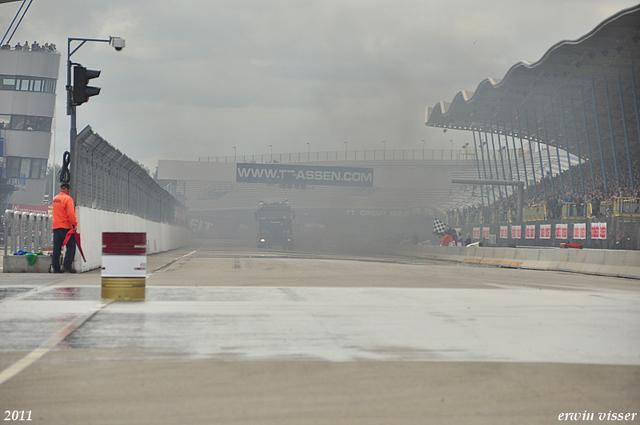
[66,36,125,201]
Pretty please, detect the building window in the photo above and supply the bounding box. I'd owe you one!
[5,157,47,180]
[0,75,56,94]
[8,115,52,132]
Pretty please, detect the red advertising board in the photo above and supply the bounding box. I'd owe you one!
[573,223,586,240]
[525,225,536,239]
[555,224,568,239]
[540,224,551,239]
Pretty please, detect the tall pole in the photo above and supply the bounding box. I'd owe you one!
[66,36,124,202]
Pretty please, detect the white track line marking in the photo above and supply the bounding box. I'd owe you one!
[0,299,115,386]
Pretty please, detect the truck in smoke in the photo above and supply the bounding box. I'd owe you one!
[255,200,295,249]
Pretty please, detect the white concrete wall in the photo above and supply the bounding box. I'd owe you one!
[73,207,191,272]
[391,243,640,280]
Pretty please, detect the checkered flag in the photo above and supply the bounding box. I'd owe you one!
[433,218,447,236]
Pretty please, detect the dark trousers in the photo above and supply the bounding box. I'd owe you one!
[52,228,76,271]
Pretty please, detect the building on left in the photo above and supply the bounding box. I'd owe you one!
[0,42,60,212]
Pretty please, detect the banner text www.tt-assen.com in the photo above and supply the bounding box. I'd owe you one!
[236,163,374,187]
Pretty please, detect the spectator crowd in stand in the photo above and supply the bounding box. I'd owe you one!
[1,40,57,52]
[450,156,640,225]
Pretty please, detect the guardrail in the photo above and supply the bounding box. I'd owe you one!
[3,210,53,255]
[614,198,640,217]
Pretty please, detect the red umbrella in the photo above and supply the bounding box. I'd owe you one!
[63,228,86,262]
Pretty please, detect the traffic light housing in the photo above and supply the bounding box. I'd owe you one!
[72,65,101,106]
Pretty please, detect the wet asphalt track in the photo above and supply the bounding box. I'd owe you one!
[0,240,638,424]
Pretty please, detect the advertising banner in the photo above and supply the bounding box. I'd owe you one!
[511,225,521,239]
[540,224,551,239]
[555,223,568,239]
[482,227,490,239]
[525,225,536,239]
[591,222,607,240]
[500,226,508,239]
[473,227,480,240]
[236,163,374,187]
[573,223,586,240]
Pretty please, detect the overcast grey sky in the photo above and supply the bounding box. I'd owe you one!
[3,0,639,170]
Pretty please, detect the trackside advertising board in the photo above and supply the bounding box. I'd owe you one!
[236,163,374,187]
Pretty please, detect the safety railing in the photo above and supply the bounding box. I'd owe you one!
[523,205,547,221]
[3,210,53,255]
[198,148,477,164]
[465,212,482,224]
[600,201,613,217]
[491,210,510,223]
[562,203,592,220]
[614,197,640,217]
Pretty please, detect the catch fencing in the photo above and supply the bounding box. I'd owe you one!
[72,126,186,225]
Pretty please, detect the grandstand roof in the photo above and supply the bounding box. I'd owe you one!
[425,5,640,162]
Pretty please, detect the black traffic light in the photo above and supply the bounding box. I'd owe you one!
[72,65,101,106]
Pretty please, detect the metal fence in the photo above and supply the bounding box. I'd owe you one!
[72,126,186,225]
[3,210,52,255]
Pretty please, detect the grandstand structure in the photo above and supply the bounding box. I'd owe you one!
[426,4,640,201]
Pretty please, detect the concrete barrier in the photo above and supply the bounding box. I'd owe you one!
[448,246,468,263]
[2,254,51,273]
[492,248,522,268]
[396,245,639,280]
[599,250,629,278]
[580,250,606,275]
[547,249,570,272]
[563,249,588,274]
[462,246,484,266]
[516,248,538,270]
[619,251,640,279]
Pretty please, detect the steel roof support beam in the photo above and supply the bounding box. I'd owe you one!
[591,77,609,194]
[532,108,548,198]
[603,76,621,191]
[488,127,503,199]
[570,94,586,192]
[617,74,634,190]
[452,178,525,223]
[549,96,566,198]
[559,95,576,196]
[524,111,538,198]
[516,111,531,198]
[580,84,597,190]
[632,67,640,162]
[509,114,522,189]
[471,131,486,206]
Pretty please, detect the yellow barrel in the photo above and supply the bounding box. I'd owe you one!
[101,233,147,300]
